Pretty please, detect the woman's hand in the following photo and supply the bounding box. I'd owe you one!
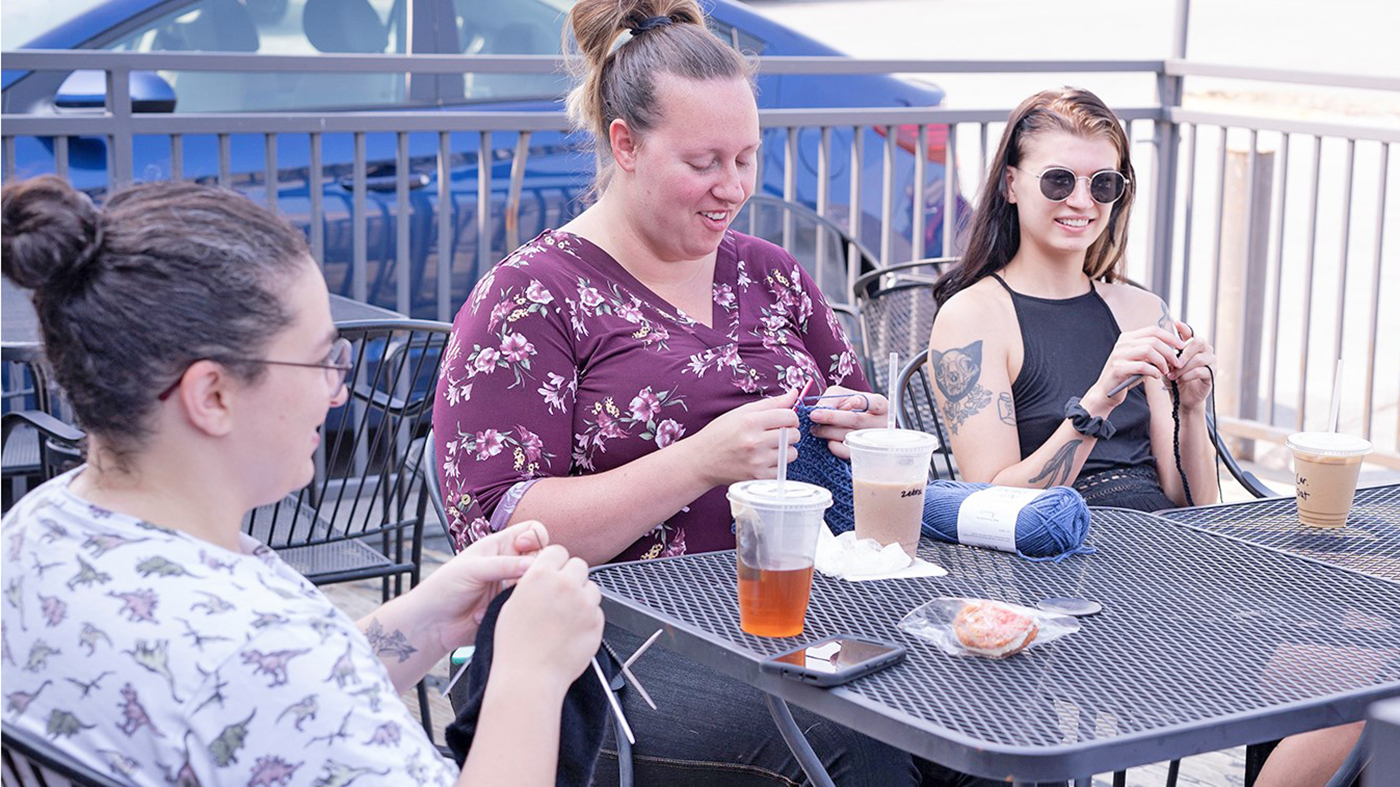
[423,520,551,651]
[493,544,605,692]
[686,389,800,486]
[1167,321,1215,411]
[807,386,889,459]
[1088,325,1188,409]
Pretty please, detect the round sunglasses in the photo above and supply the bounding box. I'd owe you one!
[1020,166,1129,204]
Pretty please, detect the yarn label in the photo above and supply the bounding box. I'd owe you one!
[956,486,1044,552]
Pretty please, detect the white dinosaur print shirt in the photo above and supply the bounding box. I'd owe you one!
[1,469,456,786]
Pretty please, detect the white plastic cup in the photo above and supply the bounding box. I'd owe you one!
[1286,432,1372,528]
[727,480,833,637]
[844,428,939,557]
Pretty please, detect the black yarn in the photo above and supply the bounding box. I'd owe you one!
[1169,379,1195,508]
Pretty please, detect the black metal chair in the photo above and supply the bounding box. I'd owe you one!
[1,720,122,787]
[852,258,956,395]
[1,346,78,509]
[243,319,449,594]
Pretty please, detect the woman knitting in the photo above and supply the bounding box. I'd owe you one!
[927,86,1218,511]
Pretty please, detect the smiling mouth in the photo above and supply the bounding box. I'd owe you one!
[1056,217,1091,228]
[700,211,728,222]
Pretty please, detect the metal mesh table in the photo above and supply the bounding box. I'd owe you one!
[1157,484,1400,583]
[592,508,1400,783]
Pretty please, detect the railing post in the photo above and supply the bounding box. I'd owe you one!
[1149,0,1191,302]
[105,64,134,188]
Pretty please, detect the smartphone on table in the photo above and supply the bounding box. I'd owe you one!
[759,635,906,687]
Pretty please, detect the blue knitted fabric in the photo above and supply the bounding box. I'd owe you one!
[788,405,858,534]
[787,405,1094,562]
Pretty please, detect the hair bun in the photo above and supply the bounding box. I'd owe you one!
[2,175,104,295]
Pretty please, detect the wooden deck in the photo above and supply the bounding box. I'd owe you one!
[325,521,1253,786]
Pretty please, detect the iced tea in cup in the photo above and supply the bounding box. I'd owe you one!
[845,429,939,557]
[1287,432,1372,528]
[728,480,833,637]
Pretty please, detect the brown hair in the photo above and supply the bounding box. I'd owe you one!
[2,176,310,466]
[563,0,754,192]
[932,86,1136,306]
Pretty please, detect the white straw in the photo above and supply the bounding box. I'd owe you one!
[593,656,635,744]
[776,427,790,486]
[1328,358,1344,433]
[887,352,899,432]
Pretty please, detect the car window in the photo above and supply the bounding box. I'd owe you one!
[102,0,409,112]
[442,0,765,103]
[446,0,571,102]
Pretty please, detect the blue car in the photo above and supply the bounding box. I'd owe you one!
[2,0,966,316]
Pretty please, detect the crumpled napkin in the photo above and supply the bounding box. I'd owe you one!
[814,524,948,581]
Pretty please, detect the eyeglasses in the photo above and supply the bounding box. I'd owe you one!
[157,337,354,401]
[1020,166,1129,204]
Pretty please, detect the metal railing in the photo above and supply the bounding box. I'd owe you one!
[2,50,1396,468]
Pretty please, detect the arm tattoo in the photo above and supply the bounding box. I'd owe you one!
[363,618,418,663]
[997,392,1016,426]
[930,341,993,435]
[1028,438,1082,488]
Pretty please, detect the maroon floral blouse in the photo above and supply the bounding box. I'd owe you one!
[433,228,869,562]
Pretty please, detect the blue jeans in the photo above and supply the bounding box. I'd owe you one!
[590,625,1010,787]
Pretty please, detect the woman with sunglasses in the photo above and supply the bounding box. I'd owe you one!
[1,176,603,786]
[927,86,1218,511]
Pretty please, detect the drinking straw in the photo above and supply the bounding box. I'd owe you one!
[887,352,899,432]
[1328,358,1344,433]
[777,427,790,486]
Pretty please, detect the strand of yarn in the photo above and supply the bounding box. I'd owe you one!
[1170,379,1195,507]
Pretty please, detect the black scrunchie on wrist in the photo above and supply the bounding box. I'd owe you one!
[1064,396,1116,440]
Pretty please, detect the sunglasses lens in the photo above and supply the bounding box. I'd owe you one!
[1090,172,1126,203]
[1039,168,1077,201]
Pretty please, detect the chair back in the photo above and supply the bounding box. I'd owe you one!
[853,258,955,394]
[895,354,957,481]
[735,195,880,309]
[243,319,451,585]
[420,428,454,550]
[2,721,122,786]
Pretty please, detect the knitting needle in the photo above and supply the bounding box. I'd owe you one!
[792,378,814,410]
[602,641,657,710]
[623,629,664,670]
[440,646,474,698]
[1107,337,1195,398]
[593,655,636,744]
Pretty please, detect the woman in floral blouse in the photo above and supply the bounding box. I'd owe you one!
[432,1,999,785]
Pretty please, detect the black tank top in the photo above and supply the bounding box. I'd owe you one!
[990,274,1156,476]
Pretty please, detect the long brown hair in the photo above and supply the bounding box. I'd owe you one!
[563,0,754,194]
[932,87,1136,306]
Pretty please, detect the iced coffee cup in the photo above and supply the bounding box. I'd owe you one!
[1286,432,1372,528]
[844,428,940,558]
[728,480,833,637]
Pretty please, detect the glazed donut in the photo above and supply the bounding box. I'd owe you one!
[953,600,1038,658]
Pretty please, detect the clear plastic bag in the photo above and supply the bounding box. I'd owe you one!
[897,597,1080,659]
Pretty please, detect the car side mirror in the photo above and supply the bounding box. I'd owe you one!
[55,70,177,113]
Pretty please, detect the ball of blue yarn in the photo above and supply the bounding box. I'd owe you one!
[787,405,1094,562]
[923,480,1095,562]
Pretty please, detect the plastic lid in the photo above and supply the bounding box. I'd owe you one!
[843,428,940,454]
[1286,431,1373,457]
[727,480,833,512]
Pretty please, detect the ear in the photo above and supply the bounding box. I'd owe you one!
[175,360,237,438]
[609,118,640,174]
[1003,166,1018,204]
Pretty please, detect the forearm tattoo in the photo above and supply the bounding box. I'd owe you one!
[997,392,1016,426]
[1028,438,1083,488]
[363,618,418,663]
[930,341,993,435]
